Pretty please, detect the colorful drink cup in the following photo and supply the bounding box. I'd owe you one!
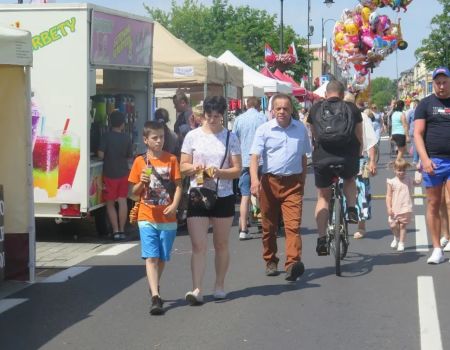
[58,133,81,190]
[145,167,152,176]
[33,135,61,198]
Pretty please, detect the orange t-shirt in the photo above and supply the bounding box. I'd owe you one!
[128,152,181,223]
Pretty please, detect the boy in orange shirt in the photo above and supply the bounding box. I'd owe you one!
[129,121,182,315]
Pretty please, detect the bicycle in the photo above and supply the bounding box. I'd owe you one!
[326,165,350,276]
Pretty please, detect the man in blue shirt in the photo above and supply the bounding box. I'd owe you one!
[250,94,311,282]
[232,97,267,240]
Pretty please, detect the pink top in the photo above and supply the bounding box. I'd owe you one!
[387,175,413,215]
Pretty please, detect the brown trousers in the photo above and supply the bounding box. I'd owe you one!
[259,174,304,270]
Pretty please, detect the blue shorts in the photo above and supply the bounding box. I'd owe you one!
[422,158,450,188]
[238,168,251,196]
[138,221,176,261]
[238,167,262,196]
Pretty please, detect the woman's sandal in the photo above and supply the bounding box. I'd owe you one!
[353,230,365,239]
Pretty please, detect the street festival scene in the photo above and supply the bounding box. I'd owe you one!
[0,0,449,348]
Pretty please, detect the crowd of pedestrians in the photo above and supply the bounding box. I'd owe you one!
[98,66,450,315]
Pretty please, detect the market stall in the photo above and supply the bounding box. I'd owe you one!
[217,50,292,95]
[153,23,243,105]
[0,3,154,234]
[0,26,35,282]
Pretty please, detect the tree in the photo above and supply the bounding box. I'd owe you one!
[144,0,311,82]
[369,77,397,109]
[415,0,450,69]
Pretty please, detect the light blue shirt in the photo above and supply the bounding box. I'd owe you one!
[391,111,405,135]
[250,118,312,175]
[232,108,267,167]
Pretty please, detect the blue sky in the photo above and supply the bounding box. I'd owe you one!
[1,0,442,78]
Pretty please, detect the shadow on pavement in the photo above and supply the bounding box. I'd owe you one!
[0,265,144,350]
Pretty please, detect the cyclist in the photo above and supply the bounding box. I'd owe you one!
[307,80,363,255]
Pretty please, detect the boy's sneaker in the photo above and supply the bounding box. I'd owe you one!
[397,242,405,251]
[390,238,398,249]
[440,237,449,248]
[265,261,279,276]
[346,207,359,224]
[239,230,252,240]
[150,296,164,315]
[427,248,445,265]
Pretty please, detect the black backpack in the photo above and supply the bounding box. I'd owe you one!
[315,100,355,147]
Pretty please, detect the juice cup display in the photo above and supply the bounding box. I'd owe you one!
[31,111,40,151]
[58,133,80,189]
[33,135,61,198]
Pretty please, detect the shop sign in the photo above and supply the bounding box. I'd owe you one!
[90,11,153,68]
[173,66,194,78]
[0,185,5,283]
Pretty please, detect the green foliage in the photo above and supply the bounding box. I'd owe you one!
[144,0,311,81]
[370,77,397,109]
[415,0,450,69]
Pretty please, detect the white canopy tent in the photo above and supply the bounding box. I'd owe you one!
[217,50,292,95]
[0,26,35,282]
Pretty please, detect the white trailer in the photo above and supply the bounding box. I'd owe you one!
[0,3,154,233]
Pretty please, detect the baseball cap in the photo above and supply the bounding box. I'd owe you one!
[432,66,450,80]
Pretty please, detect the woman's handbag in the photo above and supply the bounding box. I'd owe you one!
[188,131,230,210]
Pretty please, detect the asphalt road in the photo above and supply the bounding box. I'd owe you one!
[0,139,449,350]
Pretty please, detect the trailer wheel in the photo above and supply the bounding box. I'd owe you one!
[93,206,111,237]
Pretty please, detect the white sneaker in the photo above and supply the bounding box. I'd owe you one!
[213,290,227,300]
[427,248,445,264]
[185,291,204,305]
[239,231,252,240]
[440,237,449,248]
[444,241,450,252]
[390,238,398,249]
[397,242,405,252]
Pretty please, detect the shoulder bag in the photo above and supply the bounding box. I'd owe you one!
[188,131,230,210]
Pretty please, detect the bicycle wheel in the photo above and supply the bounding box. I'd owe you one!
[333,196,342,276]
[340,215,349,260]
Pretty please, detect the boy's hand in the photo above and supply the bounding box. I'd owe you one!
[163,204,177,217]
[140,169,151,183]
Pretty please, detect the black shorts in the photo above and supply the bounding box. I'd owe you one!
[391,134,406,148]
[187,194,236,218]
[313,158,360,188]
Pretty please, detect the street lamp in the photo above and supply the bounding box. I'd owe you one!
[280,0,284,53]
[321,18,336,77]
[324,0,335,7]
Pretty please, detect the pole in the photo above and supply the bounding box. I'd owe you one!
[321,18,324,78]
[307,0,311,89]
[280,0,284,53]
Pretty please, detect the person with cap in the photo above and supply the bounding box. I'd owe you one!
[414,66,450,264]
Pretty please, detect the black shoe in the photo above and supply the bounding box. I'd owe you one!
[316,237,328,256]
[265,261,279,276]
[285,261,305,281]
[346,207,359,224]
[150,295,164,315]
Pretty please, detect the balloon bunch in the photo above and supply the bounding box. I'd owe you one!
[332,3,410,92]
[359,0,413,12]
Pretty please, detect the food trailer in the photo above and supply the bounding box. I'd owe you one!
[0,26,35,281]
[0,3,154,233]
